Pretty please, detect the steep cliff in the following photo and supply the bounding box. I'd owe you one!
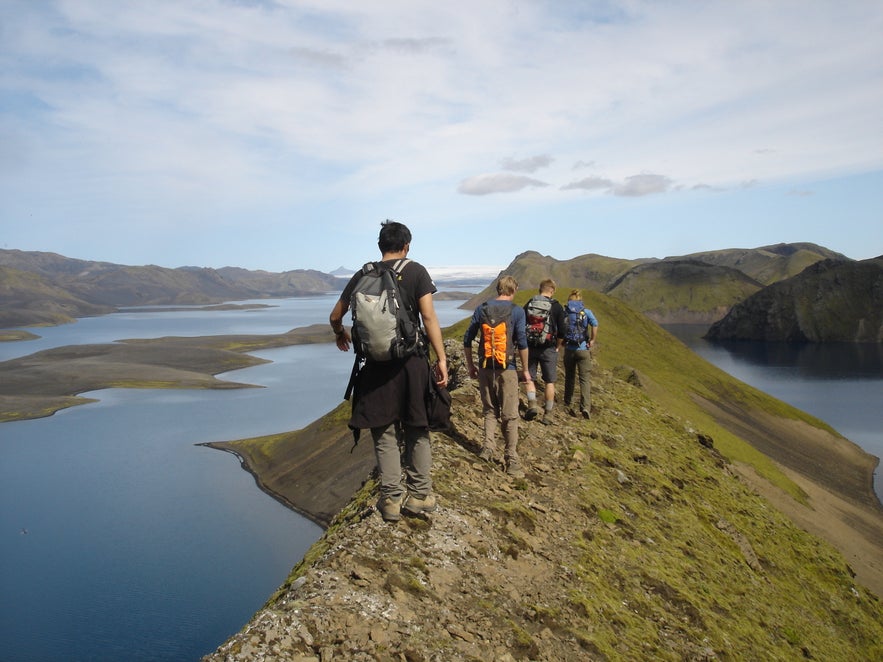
[706,257,883,342]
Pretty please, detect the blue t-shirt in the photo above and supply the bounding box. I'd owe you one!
[564,301,599,350]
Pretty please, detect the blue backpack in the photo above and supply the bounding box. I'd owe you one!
[564,300,588,345]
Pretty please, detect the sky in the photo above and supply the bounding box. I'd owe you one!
[1,1,881,275]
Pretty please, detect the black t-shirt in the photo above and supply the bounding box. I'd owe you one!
[523,295,567,344]
[341,259,436,430]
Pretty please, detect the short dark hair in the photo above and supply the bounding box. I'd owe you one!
[378,220,412,253]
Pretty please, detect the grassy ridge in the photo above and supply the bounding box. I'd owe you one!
[454,289,832,501]
[207,296,883,659]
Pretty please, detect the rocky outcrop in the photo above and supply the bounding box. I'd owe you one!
[705,257,883,342]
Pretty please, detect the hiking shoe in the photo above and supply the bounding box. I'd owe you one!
[377,495,403,522]
[506,462,525,479]
[524,405,539,421]
[478,447,494,462]
[581,408,590,420]
[403,493,438,515]
[540,411,553,426]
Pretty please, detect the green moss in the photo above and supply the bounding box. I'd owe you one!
[597,508,619,524]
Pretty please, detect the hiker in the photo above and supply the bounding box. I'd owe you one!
[329,220,448,522]
[523,278,566,425]
[462,275,532,478]
[562,289,599,419]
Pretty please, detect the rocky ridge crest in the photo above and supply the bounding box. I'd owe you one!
[203,340,883,661]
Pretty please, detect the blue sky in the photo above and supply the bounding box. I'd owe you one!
[1,1,881,275]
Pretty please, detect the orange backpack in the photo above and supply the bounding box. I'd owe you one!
[479,301,515,369]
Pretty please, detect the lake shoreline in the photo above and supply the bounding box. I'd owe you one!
[2,325,881,597]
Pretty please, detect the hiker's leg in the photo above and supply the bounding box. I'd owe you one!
[371,424,404,500]
[403,424,432,498]
[500,370,520,463]
[563,349,576,406]
[539,347,558,412]
[478,368,499,452]
[576,349,593,414]
[525,349,539,411]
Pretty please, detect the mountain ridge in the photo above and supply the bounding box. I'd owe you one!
[0,243,855,332]
[461,242,847,327]
[0,249,347,328]
[200,292,883,660]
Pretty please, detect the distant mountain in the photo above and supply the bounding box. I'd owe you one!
[0,265,115,327]
[605,260,763,325]
[464,244,841,325]
[2,244,865,337]
[0,249,347,329]
[705,256,883,342]
[462,250,648,309]
[665,242,846,285]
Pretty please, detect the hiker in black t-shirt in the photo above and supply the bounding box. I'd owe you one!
[523,278,566,425]
[329,221,448,522]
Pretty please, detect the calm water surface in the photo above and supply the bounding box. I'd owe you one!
[0,296,473,662]
[664,325,883,502]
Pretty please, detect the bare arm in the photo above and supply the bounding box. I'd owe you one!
[464,344,476,379]
[418,292,448,387]
[518,347,531,383]
[329,298,351,352]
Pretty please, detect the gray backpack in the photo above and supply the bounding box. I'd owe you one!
[349,259,422,362]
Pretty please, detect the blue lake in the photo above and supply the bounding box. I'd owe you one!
[664,325,883,502]
[0,301,880,661]
[0,295,473,662]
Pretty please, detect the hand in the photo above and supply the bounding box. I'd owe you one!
[467,364,478,379]
[334,329,351,352]
[433,359,449,389]
[522,370,532,383]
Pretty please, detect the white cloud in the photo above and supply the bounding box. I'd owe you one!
[613,174,674,197]
[561,176,615,192]
[500,154,554,173]
[457,173,548,196]
[560,173,673,197]
[1,0,881,268]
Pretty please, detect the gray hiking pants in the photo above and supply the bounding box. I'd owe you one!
[477,367,520,463]
[563,348,593,414]
[371,423,432,500]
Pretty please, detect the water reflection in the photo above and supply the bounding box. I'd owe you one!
[712,339,883,377]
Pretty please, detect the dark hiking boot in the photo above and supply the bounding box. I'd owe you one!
[524,405,539,421]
